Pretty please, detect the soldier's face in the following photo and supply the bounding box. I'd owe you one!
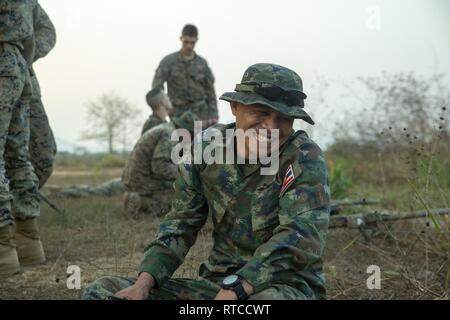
[180,36,197,55]
[231,102,294,158]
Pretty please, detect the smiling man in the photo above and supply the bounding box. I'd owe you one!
[82,63,331,300]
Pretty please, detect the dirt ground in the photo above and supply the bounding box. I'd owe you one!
[1,168,448,300]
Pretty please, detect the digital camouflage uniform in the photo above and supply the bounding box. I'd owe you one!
[141,113,165,136]
[152,51,217,122]
[122,112,198,218]
[55,177,124,198]
[83,64,331,300]
[0,0,40,228]
[29,3,57,188]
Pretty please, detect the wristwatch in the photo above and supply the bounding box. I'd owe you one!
[221,275,248,300]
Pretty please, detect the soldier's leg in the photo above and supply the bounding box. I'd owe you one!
[29,90,57,189]
[89,178,124,196]
[82,276,136,300]
[6,80,43,266]
[0,74,26,277]
[82,276,220,300]
[148,278,220,300]
[56,185,93,198]
[0,77,22,228]
[248,284,308,300]
[6,86,40,222]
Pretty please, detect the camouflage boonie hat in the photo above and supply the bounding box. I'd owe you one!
[172,111,200,133]
[219,63,314,125]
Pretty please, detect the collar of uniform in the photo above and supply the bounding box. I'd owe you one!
[177,50,198,62]
[246,128,305,178]
[151,113,164,123]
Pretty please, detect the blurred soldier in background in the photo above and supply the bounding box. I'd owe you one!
[53,89,175,199]
[122,110,199,218]
[152,24,218,126]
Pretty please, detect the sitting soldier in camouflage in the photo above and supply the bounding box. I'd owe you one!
[122,110,199,218]
[82,63,331,300]
[53,89,174,199]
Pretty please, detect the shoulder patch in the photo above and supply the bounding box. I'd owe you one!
[279,164,294,197]
[279,161,303,198]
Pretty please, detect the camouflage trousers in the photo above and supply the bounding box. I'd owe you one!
[123,190,173,218]
[81,275,308,300]
[0,44,40,228]
[29,74,57,188]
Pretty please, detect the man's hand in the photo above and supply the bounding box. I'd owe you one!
[214,279,254,300]
[114,272,155,300]
[214,289,237,300]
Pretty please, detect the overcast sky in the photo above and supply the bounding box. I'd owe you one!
[34,0,450,152]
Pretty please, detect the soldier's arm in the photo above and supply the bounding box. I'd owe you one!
[33,3,56,62]
[152,57,170,91]
[204,62,219,120]
[236,143,331,296]
[151,135,178,180]
[139,160,208,288]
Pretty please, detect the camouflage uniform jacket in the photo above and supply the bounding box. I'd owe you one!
[0,0,36,80]
[32,3,55,62]
[152,51,217,121]
[141,114,166,136]
[30,2,56,97]
[0,0,36,46]
[140,123,331,299]
[122,122,178,195]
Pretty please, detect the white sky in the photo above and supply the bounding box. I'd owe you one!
[34,0,450,152]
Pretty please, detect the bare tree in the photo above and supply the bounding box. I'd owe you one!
[334,72,450,147]
[81,92,141,154]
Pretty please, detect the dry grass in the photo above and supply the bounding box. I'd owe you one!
[0,167,448,300]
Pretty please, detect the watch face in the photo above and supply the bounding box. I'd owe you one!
[223,275,239,286]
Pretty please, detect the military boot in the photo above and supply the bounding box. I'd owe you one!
[15,218,46,266]
[0,224,20,278]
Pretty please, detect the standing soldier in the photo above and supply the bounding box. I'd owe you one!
[152,24,218,126]
[82,63,331,300]
[29,2,57,188]
[0,0,42,278]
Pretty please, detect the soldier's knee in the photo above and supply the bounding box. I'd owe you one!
[82,276,130,300]
[123,192,141,218]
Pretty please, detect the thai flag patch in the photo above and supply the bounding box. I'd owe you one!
[280,164,295,195]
